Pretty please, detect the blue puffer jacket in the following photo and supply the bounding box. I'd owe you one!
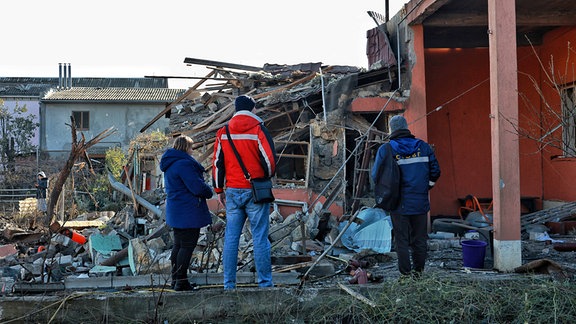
[373,129,441,215]
[160,148,213,229]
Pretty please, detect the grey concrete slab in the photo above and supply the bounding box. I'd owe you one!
[63,272,300,290]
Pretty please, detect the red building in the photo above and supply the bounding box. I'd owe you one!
[361,0,576,216]
[359,0,576,270]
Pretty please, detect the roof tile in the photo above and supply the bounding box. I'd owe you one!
[42,87,185,102]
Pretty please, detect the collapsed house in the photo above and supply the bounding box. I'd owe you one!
[142,57,404,219]
[0,57,404,293]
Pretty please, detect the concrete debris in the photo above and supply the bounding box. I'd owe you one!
[0,244,18,259]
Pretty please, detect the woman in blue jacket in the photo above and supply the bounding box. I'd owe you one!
[160,135,213,291]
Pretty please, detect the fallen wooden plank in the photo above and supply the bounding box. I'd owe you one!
[338,283,377,307]
[56,220,106,229]
[140,70,216,133]
[521,201,576,230]
[193,88,258,131]
[273,261,315,273]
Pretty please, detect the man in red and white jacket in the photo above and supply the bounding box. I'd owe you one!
[212,95,277,290]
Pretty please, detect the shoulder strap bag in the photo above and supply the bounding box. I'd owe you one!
[225,125,275,203]
[374,143,401,211]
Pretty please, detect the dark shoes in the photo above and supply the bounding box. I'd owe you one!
[173,279,197,291]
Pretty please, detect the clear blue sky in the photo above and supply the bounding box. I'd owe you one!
[2,0,405,88]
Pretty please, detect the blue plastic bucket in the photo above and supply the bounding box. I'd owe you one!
[461,240,488,268]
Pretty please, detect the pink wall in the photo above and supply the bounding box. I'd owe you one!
[207,188,344,220]
[538,27,576,201]
[422,26,576,216]
[425,48,493,216]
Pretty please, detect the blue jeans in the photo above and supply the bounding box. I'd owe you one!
[223,188,273,289]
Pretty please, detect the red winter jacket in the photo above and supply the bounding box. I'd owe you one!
[212,110,277,194]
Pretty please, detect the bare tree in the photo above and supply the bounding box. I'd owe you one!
[43,116,116,226]
[510,39,576,157]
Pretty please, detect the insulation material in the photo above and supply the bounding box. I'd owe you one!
[339,207,393,253]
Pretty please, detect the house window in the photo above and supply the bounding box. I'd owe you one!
[562,87,576,157]
[72,111,89,130]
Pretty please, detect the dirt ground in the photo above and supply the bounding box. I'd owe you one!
[304,233,576,288]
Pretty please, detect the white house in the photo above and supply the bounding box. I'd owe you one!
[39,86,185,158]
[0,75,172,155]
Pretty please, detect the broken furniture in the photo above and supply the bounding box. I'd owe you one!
[458,195,538,216]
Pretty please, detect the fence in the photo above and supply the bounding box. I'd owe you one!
[0,188,36,203]
[0,189,37,215]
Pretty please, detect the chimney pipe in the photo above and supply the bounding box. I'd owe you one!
[68,63,72,88]
[385,0,389,22]
[63,64,68,89]
[58,63,63,89]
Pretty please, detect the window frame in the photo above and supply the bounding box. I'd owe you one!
[72,111,90,131]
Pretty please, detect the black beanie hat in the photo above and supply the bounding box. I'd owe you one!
[235,95,256,112]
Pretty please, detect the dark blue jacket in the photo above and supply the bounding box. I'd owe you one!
[160,148,213,229]
[372,129,441,215]
[36,177,48,199]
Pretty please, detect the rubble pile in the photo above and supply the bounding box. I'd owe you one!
[0,201,380,293]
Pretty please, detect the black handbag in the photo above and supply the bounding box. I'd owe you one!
[225,125,275,203]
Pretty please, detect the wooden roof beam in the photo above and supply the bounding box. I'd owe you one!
[183,57,262,72]
[423,11,576,27]
[139,70,216,133]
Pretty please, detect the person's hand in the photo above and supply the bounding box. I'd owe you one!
[218,192,226,207]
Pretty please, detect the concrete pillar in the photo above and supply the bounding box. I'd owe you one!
[488,0,522,271]
[405,24,428,142]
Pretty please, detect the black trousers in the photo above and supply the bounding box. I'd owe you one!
[391,213,428,275]
[170,228,201,282]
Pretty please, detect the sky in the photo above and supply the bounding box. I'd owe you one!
[1,0,405,89]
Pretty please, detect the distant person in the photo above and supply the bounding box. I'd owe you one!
[160,135,214,291]
[35,171,48,213]
[372,115,441,278]
[212,95,277,290]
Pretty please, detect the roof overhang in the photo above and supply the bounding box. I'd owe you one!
[403,0,576,48]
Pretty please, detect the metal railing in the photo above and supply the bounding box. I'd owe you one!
[0,188,36,203]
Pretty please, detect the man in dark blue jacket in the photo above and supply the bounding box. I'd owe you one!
[372,115,441,277]
[160,135,213,291]
[35,171,48,212]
